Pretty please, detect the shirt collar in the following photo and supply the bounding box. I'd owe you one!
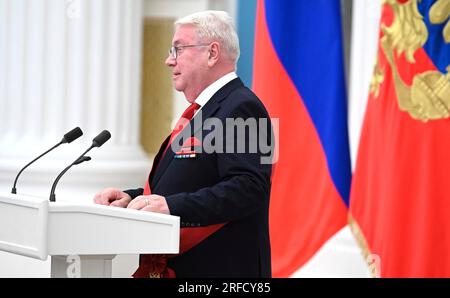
[194,72,237,108]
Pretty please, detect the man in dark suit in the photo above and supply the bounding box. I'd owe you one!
[94,10,273,278]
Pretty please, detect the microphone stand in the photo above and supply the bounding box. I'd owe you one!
[49,130,110,202]
[12,142,62,194]
[11,126,83,195]
[49,146,93,202]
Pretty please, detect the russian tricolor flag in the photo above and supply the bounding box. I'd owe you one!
[252,0,352,277]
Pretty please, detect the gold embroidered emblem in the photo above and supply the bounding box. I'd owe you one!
[430,0,450,42]
[374,0,450,122]
[370,58,385,98]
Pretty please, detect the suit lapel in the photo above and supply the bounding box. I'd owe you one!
[148,134,170,188]
[151,78,244,189]
[191,78,244,136]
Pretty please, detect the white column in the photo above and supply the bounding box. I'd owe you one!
[0,0,149,204]
[0,0,147,278]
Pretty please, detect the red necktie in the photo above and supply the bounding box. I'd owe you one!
[163,102,201,157]
[143,102,201,195]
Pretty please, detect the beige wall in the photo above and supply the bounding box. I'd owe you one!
[140,18,175,155]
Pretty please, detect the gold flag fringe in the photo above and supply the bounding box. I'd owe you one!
[348,213,380,277]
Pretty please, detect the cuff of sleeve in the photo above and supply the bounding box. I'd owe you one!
[123,188,144,199]
[165,192,188,217]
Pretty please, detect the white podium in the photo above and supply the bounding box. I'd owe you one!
[0,193,180,278]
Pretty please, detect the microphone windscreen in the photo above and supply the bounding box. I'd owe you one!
[92,130,111,147]
[63,127,83,143]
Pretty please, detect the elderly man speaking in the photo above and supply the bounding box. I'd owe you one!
[94,10,273,278]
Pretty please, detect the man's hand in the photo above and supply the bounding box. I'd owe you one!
[127,194,170,215]
[93,188,132,208]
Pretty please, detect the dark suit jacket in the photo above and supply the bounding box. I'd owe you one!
[125,78,273,278]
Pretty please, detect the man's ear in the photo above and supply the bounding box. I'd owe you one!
[207,42,220,67]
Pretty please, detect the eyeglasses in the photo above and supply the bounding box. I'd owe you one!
[168,44,210,59]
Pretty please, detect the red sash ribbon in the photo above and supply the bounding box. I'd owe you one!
[132,181,225,278]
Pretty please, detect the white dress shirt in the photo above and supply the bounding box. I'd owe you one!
[193,72,238,116]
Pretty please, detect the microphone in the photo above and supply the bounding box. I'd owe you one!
[92,130,111,147]
[11,127,83,194]
[49,130,111,202]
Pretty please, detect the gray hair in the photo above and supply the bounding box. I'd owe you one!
[175,10,240,66]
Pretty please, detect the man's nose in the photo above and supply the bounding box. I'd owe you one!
[165,55,176,66]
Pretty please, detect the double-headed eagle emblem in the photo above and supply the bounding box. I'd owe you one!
[370,0,450,122]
